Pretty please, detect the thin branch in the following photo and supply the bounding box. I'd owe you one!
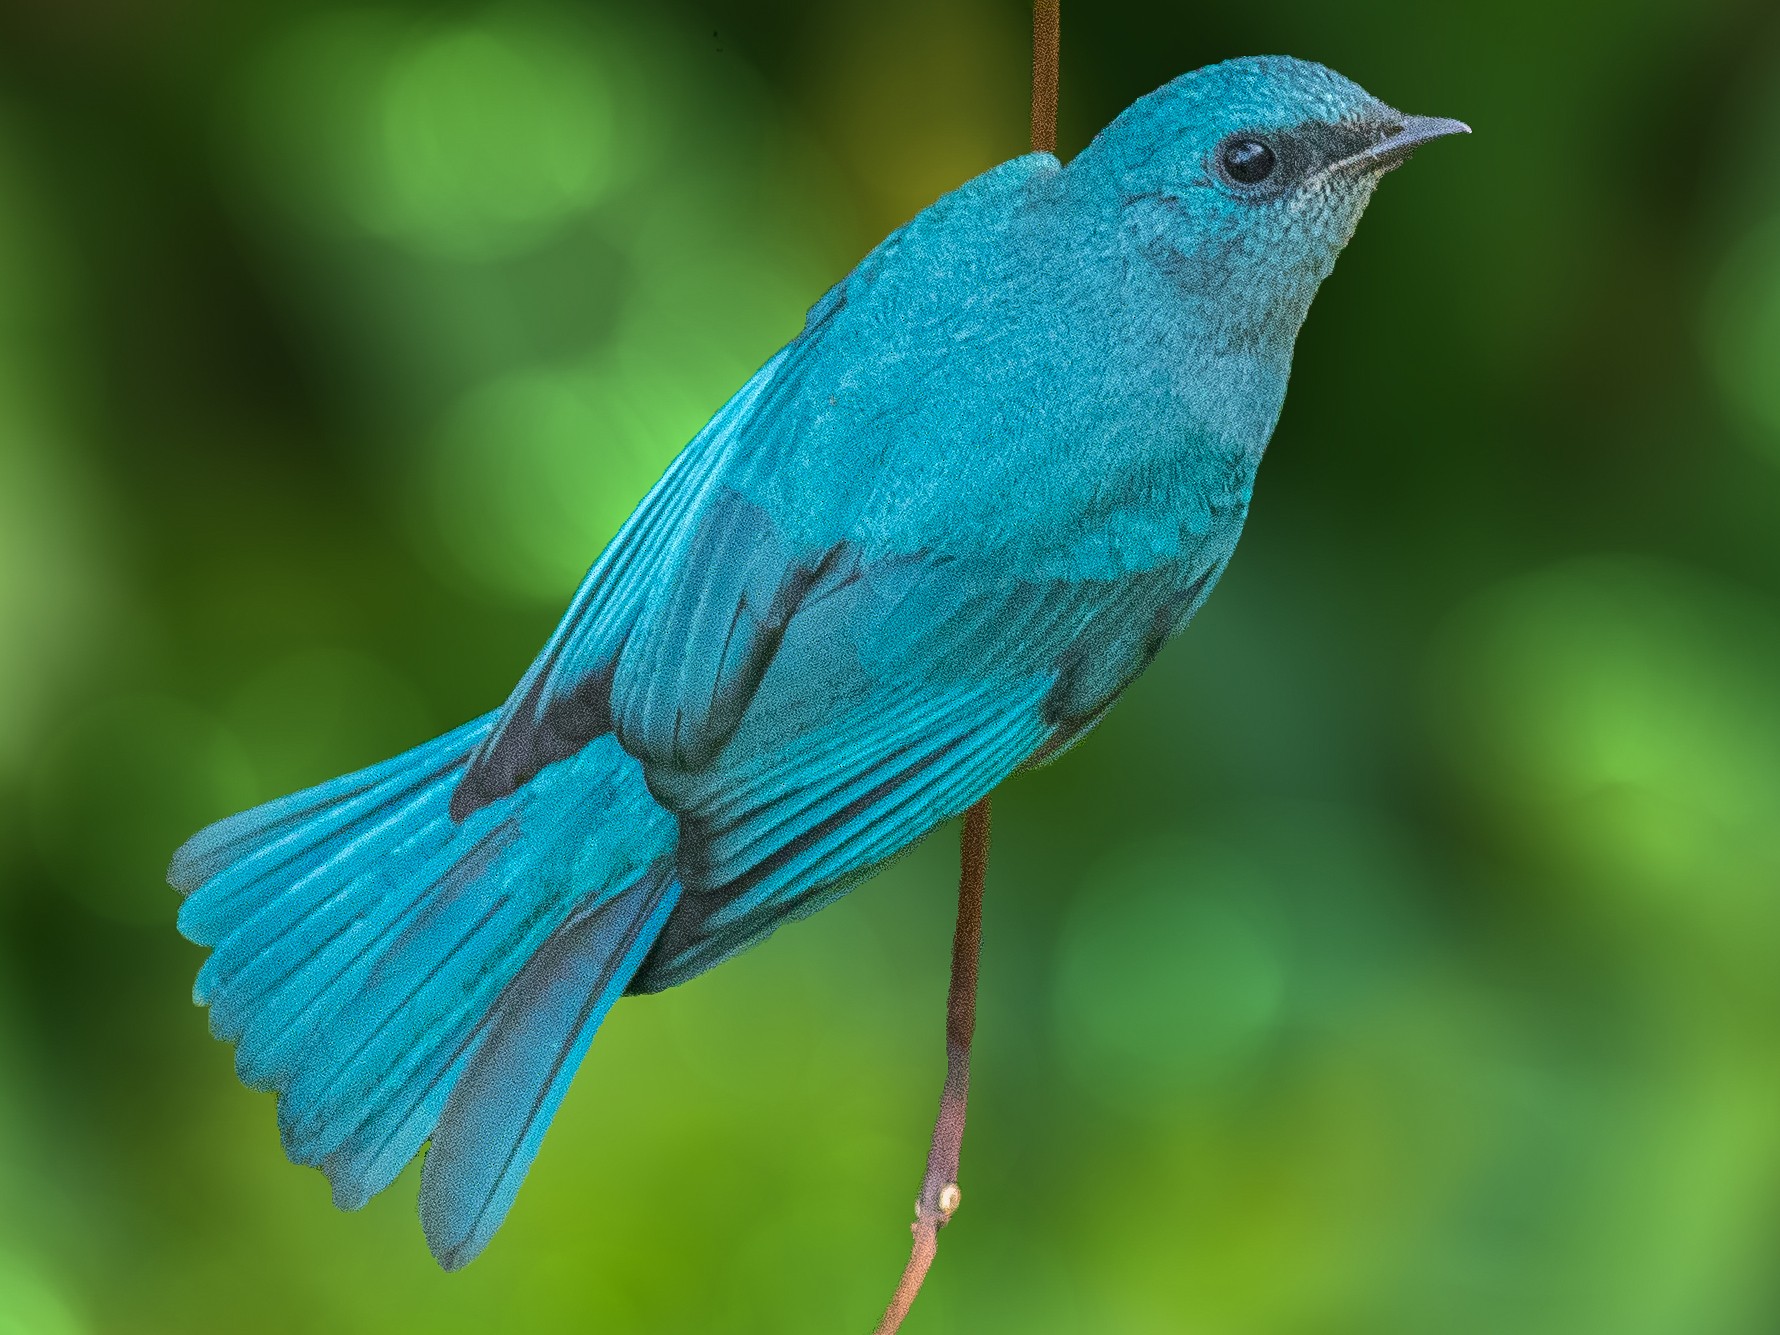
[874,799,989,1335]
[1031,0,1060,156]
[874,11,1058,1328]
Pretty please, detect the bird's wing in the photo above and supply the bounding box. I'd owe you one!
[605,485,857,770]
[450,346,800,818]
[627,553,1224,991]
[634,670,1057,992]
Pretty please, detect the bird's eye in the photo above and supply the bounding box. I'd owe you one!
[1220,137,1278,186]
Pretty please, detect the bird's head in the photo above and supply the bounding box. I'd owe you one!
[1073,56,1468,346]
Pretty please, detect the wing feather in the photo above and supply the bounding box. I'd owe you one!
[451,349,794,817]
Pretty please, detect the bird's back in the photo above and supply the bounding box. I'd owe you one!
[733,149,1274,584]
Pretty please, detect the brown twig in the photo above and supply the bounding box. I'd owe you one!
[874,800,989,1334]
[1031,0,1060,156]
[873,11,1057,1331]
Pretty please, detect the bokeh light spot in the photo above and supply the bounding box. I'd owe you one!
[0,1253,84,1335]
[238,7,618,260]
[1430,556,1780,936]
[1704,220,1780,466]
[419,365,709,602]
[1054,839,1286,1111]
[0,433,97,779]
[803,0,1025,235]
[368,20,613,258]
[0,123,100,780]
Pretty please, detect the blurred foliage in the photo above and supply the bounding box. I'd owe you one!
[2,0,1779,1331]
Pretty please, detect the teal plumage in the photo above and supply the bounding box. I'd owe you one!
[170,55,1466,1268]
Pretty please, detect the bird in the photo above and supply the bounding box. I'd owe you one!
[169,54,1467,1270]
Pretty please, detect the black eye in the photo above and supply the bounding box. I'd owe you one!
[1220,137,1277,186]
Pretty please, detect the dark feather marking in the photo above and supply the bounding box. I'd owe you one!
[1041,566,1214,729]
[449,661,618,821]
[714,594,752,717]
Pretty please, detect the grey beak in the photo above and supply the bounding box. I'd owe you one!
[1335,114,1471,174]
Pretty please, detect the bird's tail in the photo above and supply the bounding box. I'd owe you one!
[170,713,680,1270]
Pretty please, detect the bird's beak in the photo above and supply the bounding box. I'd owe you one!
[1332,114,1471,175]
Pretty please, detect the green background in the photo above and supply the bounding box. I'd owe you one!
[4,1,1780,1330]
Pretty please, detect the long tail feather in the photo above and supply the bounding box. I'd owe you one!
[171,722,679,1258]
[420,866,681,1269]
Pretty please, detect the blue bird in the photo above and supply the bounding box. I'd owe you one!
[170,55,1466,1269]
